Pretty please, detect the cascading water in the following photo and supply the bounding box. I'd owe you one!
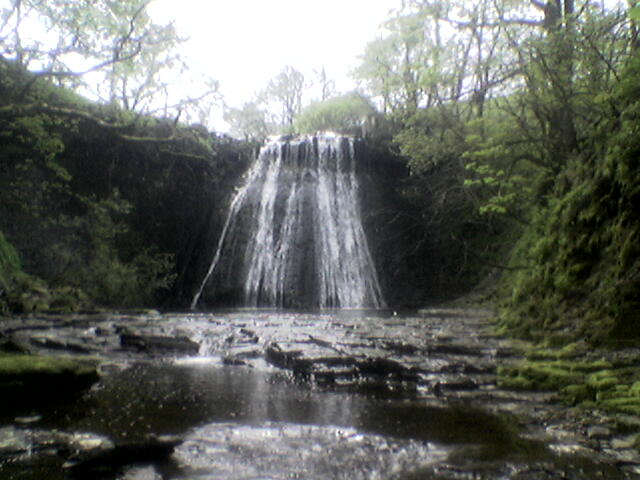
[191,133,385,310]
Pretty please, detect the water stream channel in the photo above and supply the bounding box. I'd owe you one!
[1,309,636,479]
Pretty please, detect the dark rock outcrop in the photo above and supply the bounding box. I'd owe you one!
[119,333,199,355]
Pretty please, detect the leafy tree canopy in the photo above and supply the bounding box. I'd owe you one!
[0,0,219,125]
[294,92,378,135]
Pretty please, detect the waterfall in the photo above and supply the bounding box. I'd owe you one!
[191,133,385,310]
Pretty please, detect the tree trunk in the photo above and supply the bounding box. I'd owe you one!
[543,0,578,164]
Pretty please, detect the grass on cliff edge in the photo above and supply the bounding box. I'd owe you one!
[498,341,640,425]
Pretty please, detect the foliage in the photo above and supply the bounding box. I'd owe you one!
[462,111,538,221]
[0,58,249,311]
[224,66,308,139]
[294,92,378,135]
[60,193,177,308]
[260,65,305,128]
[499,51,640,342]
[224,101,276,143]
[0,0,219,124]
[354,0,514,118]
[0,231,20,291]
[0,231,21,312]
[1,230,91,314]
[355,0,640,338]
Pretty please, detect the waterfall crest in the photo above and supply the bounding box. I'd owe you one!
[191,133,385,309]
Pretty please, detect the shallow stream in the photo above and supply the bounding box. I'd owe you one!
[0,309,636,479]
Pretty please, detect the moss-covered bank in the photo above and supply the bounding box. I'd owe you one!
[0,353,100,410]
[498,341,640,446]
[497,54,640,344]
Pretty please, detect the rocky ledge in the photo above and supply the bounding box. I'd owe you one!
[0,308,638,477]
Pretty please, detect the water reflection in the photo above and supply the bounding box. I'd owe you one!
[30,362,621,480]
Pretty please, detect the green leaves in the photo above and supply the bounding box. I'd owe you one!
[0,0,216,123]
[0,231,21,294]
[294,93,378,135]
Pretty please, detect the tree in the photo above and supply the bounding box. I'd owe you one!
[0,0,219,124]
[2,1,163,78]
[353,12,427,116]
[223,100,276,142]
[313,66,336,102]
[260,65,305,127]
[294,92,379,135]
[354,1,516,121]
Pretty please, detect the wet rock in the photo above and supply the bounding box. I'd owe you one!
[383,340,420,355]
[0,426,29,455]
[427,343,485,357]
[30,336,92,353]
[587,425,612,439]
[611,434,639,449]
[120,465,163,480]
[2,308,637,478]
[14,414,42,424]
[64,435,182,478]
[66,432,115,453]
[616,414,640,431]
[265,343,312,374]
[0,428,113,466]
[357,357,419,381]
[433,378,478,392]
[120,333,199,355]
[173,422,449,480]
[222,355,248,366]
[239,327,259,343]
[439,361,495,374]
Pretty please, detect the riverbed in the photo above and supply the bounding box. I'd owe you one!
[1,309,638,479]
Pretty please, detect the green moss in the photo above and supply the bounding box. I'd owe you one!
[0,354,99,409]
[586,370,620,391]
[497,372,536,390]
[500,360,582,391]
[0,231,21,285]
[0,354,97,377]
[561,384,593,404]
[498,361,583,391]
[0,231,21,313]
[498,345,640,420]
[598,397,640,416]
[525,341,589,361]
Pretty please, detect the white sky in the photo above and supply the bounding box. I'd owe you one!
[148,0,400,131]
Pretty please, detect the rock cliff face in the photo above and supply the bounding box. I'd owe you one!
[192,134,385,309]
